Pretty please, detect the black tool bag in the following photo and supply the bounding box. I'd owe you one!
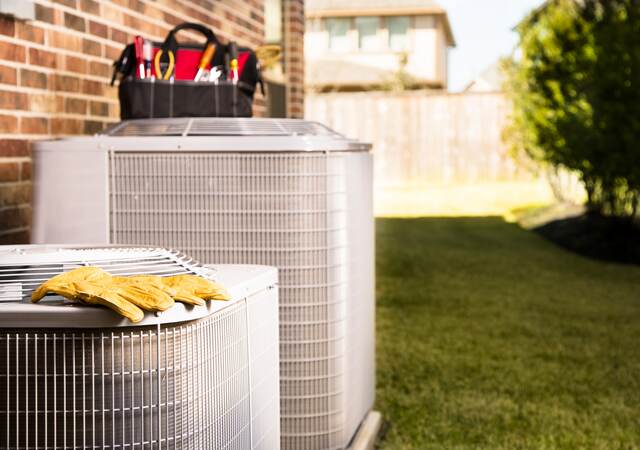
[112,23,263,119]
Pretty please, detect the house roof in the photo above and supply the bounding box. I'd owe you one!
[306,57,392,88]
[305,57,444,89]
[306,0,456,47]
[463,61,505,93]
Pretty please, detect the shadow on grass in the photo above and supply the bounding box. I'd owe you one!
[375,217,640,449]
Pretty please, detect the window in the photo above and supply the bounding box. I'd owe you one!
[356,16,379,51]
[387,16,410,51]
[326,17,350,52]
[264,0,282,43]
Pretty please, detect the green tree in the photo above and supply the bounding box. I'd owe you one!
[504,0,640,219]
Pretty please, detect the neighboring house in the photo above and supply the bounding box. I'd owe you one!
[305,0,455,91]
[464,61,506,93]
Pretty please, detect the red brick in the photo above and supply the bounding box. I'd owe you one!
[0,66,16,85]
[105,45,121,60]
[0,43,25,63]
[28,48,57,68]
[51,118,83,135]
[65,97,87,114]
[0,230,30,244]
[163,13,182,27]
[0,90,27,110]
[89,61,111,78]
[123,14,157,36]
[53,9,64,27]
[0,115,17,133]
[82,39,102,57]
[54,75,80,93]
[90,101,109,117]
[110,28,128,44]
[89,21,108,39]
[84,120,104,134]
[21,161,31,180]
[0,183,31,207]
[0,140,29,157]
[53,0,77,7]
[0,162,19,182]
[20,117,48,134]
[64,12,85,32]
[0,16,15,37]
[0,206,31,230]
[16,22,44,44]
[35,4,54,24]
[20,69,48,89]
[49,30,82,51]
[80,0,100,15]
[82,79,103,96]
[65,55,87,74]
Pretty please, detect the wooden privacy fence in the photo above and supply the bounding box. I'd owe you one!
[305,91,534,190]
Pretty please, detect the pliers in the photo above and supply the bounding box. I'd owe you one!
[154,49,175,80]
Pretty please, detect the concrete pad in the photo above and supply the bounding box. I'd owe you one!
[347,411,383,450]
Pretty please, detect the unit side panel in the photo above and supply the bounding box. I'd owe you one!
[247,286,281,450]
[344,152,375,441]
[32,148,109,244]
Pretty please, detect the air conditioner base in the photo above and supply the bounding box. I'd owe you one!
[347,410,383,450]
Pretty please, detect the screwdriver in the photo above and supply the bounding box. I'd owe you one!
[142,39,153,79]
[134,36,145,79]
[194,43,216,82]
[228,41,238,83]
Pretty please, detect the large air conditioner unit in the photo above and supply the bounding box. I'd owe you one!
[0,245,279,450]
[33,118,375,450]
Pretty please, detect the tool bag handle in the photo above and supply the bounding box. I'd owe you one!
[162,22,219,51]
[156,23,219,75]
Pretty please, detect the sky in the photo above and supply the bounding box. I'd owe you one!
[438,0,546,92]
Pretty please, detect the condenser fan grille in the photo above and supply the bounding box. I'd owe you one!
[103,118,340,137]
[109,151,374,450]
[0,302,251,450]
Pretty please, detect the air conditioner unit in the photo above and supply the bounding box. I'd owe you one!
[0,245,279,450]
[33,118,375,450]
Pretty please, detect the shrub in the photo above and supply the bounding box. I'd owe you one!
[504,0,640,219]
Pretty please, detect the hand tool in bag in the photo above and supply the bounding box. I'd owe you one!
[143,39,153,79]
[194,42,216,81]
[154,48,175,80]
[228,41,239,83]
[134,36,145,79]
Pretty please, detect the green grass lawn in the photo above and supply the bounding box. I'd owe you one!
[375,217,640,449]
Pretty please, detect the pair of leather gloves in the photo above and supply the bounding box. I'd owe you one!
[31,266,229,323]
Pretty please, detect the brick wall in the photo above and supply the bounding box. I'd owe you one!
[0,0,305,244]
[283,0,303,118]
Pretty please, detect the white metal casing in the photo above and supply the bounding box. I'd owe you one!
[32,118,375,450]
[0,245,280,450]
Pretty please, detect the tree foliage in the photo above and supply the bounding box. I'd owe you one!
[504,0,640,218]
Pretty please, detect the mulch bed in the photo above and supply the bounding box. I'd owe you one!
[534,212,640,265]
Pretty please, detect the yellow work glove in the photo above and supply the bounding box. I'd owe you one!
[72,280,145,323]
[162,275,230,303]
[31,266,111,302]
[32,267,230,323]
[112,276,176,312]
